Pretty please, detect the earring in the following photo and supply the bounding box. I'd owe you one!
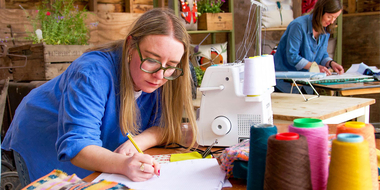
[128,54,132,62]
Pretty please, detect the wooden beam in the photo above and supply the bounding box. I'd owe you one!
[125,0,132,12]
[348,0,356,13]
[157,0,165,7]
[343,12,380,17]
[292,0,302,18]
[0,0,6,9]
[88,0,97,12]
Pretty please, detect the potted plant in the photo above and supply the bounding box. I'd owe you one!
[7,0,94,81]
[24,0,90,45]
[197,0,233,30]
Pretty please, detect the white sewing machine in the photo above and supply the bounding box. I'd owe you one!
[196,56,275,147]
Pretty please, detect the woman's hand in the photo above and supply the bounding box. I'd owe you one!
[114,140,140,155]
[71,145,160,182]
[115,126,163,156]
[330,61,344,74]
[122,153,161,182]
[318,65,332,76]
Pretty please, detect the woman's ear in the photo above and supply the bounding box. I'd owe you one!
[126,35,132,46]
[126,35,133,61]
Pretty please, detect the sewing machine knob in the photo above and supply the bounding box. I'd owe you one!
[211,116,231,136]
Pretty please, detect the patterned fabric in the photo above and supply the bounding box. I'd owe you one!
[152,154,171,164]
[218,139,250,178]
[23,170,130,190]
[328,134,336,160]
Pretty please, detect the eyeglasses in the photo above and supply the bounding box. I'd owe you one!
[136,43,183,80]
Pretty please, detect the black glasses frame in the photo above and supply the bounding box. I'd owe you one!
[136,43,183,80]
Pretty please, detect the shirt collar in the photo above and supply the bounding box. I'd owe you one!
[134,90,142,100]
[307,14,314,35]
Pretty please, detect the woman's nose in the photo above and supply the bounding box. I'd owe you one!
[152,69,164,79]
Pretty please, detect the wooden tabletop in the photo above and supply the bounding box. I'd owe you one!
[313,81,380,96]
[271,92,375,121]
[84,124,380,190]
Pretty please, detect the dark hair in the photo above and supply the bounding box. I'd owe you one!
[311,0,342,34]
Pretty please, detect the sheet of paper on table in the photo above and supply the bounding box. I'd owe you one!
[346,62,379,74]
[93,158,228,190]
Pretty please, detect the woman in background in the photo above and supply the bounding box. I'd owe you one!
[2,8,198,186]
[274,0,344,94]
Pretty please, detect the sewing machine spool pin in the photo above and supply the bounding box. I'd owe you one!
[202,139,218,158]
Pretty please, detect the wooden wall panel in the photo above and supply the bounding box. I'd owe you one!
[86,12,142,44]
[353,93,380,123]
[0,9,36,47]
[342,13,380,71]
[342,13,380,123]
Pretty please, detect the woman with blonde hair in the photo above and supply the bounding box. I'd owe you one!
[2,8,197,186]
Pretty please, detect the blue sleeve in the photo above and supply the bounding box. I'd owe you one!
[286,23,310,70]
[56,59,113,161]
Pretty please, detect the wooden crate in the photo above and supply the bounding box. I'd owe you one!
[97,0,124,12]
[126,0,153,13]
[6,43,92,81]
[198,13,233,31]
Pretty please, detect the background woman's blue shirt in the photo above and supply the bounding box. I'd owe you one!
[274,14,333,93]
[2,49,162,181]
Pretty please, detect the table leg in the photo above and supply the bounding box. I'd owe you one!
[356,105,370,123]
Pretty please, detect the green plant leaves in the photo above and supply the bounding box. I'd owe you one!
[24,0,90,45]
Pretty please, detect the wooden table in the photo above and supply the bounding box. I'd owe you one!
[313,81,380,96]
[193,91,376,124]
[271,92,375,124]
[83,124,380,190]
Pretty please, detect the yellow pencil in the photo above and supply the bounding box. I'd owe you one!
[127,133,143,154]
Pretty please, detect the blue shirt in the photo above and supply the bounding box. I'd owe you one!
[274,14,332,93]
[2,49,162,181]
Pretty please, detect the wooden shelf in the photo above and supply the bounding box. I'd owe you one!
[262,28,287,31]
[343,11,380,17]
[187,30,234,34]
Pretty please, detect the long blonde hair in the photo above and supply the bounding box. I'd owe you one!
[87,8,198,149]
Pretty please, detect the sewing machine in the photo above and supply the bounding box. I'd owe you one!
[196,57,275,147]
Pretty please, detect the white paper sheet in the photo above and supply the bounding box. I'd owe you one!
[346,62,379,74]
[93,158,227,190]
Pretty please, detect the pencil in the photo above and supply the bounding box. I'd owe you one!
[127,133,143,154]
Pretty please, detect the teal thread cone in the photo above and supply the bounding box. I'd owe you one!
[247,124,278,190]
